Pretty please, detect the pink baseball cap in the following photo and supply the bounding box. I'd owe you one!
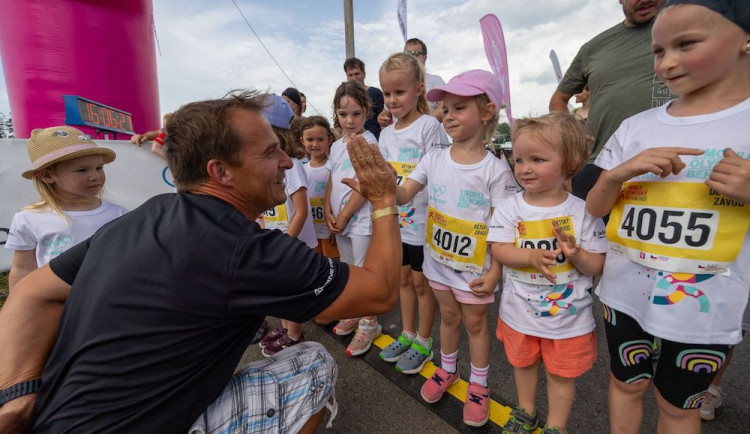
[426,69,503,114]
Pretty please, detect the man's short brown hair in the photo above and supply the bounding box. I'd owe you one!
[343,57,365,73]
[165,90,268,191]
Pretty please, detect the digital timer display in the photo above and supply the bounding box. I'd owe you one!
[63,95,134,135]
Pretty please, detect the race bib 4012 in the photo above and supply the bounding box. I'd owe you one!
[426,206,488,273]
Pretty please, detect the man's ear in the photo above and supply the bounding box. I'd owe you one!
[206,159,235,186]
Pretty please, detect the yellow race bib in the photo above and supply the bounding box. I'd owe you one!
[390,161,416,186]
[607,182,750,275]
[508,216,579,285]
[263,204,288,225]
[309,197,325,224]
[426,207,488,273]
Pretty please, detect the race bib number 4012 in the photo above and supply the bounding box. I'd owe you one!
[607,182,749,275]
[426,207,488,273]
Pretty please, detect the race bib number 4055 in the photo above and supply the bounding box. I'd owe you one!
[426,207,488,273]
[607,182,749,275]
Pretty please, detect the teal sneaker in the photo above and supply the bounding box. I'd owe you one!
[379,332,413,362]
[396,337,433,374]
[502,406,538,434]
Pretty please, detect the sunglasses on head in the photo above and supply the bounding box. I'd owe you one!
[405,50,424,56]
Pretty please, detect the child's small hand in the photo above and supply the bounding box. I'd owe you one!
[325,211,339,234]
[608,147,704,183]
[334,213,351,232]
[552,220,579,261]
[469,272,498,297]
[528,249,559,284]
[706,148,750,204]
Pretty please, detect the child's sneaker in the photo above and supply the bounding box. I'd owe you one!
[502,406,538,434]
[542,425,568,434]
[380,332,413,362]
[420,367,459,403]
[463,382,490,427]
[396,337,433,374]
[259,324,286,348]
[261,332,304,357]
[250,319,269,344]
[333,318,359,336]
[700,384,723,421]
[346,319,381,356]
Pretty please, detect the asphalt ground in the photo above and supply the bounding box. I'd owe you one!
[240,296,750,433]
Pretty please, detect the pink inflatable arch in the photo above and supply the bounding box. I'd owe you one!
[0,0,160,138]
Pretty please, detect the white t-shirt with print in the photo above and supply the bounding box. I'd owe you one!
[408,147,516,291]
[487,193,607,339]
[5,201,127,267]
[264,159,318,249]
[303,163,331,240]
[379,114,450,245]
[594,99,750,345]
[326,130,378,237]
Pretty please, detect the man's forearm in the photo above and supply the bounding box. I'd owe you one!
[0,267,69,389]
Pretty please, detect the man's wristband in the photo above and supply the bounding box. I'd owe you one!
[371,205,399,221]
[0,379,41,406]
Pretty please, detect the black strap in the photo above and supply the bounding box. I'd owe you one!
[0,379,42,406]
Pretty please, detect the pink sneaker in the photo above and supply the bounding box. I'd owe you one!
[333,318,359,336]
[346,318,381,356]
[463,382,490,427]
[420,367,459,403]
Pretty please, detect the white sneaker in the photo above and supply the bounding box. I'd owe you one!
[700,384,723,421]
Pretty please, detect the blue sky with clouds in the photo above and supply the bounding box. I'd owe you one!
[0,0,626,127]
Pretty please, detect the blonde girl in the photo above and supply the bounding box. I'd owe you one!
[300,115,339,260]
[396,70,516,427]
[488,113,606,433]
[5,126,126,288]
[324,81,381,356]
[258,95,318,357]
[587,2,750,432]
[377,52,449,375]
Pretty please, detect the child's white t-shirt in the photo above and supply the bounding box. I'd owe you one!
[303,162,331,240]
[408,147,517,291]
[594,99,750,345]
[379,114,450,246]
[5,201,128,266]
[487,192,607,339]
[263,158,318,249]
[326,130,378,237]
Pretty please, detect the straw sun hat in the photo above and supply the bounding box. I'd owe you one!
[22,126,116,179]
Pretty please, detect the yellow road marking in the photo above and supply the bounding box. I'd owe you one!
[372,333,542,432]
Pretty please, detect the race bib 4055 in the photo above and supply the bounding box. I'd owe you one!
[607,182,749,275]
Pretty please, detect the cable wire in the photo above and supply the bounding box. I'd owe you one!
[231,0,323,116]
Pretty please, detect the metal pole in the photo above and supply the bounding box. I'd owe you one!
[343,0,354,58]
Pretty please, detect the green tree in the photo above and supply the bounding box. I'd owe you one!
[0,112,13,138]
[495,122,510,143]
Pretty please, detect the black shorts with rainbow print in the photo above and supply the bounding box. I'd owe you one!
[602,303,733,409]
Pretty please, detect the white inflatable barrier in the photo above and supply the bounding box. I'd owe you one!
[0,139,175,271]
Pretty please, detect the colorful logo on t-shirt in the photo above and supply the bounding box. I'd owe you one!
[526,283,577,318]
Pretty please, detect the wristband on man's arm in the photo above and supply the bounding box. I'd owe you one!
[370,206,399,221]
[0,379,41,407]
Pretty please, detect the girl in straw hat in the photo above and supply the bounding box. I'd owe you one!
[5,126,127,289]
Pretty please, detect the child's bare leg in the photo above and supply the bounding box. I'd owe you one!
[432,289,462,356]
[609,373,649,434]
[460,303,490,367]
[514,359,541,414]
[412,270,435,339]
[286,321,303,340]
[546,372,575,430]
[655,388,700,434]
[399,266,417,333]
